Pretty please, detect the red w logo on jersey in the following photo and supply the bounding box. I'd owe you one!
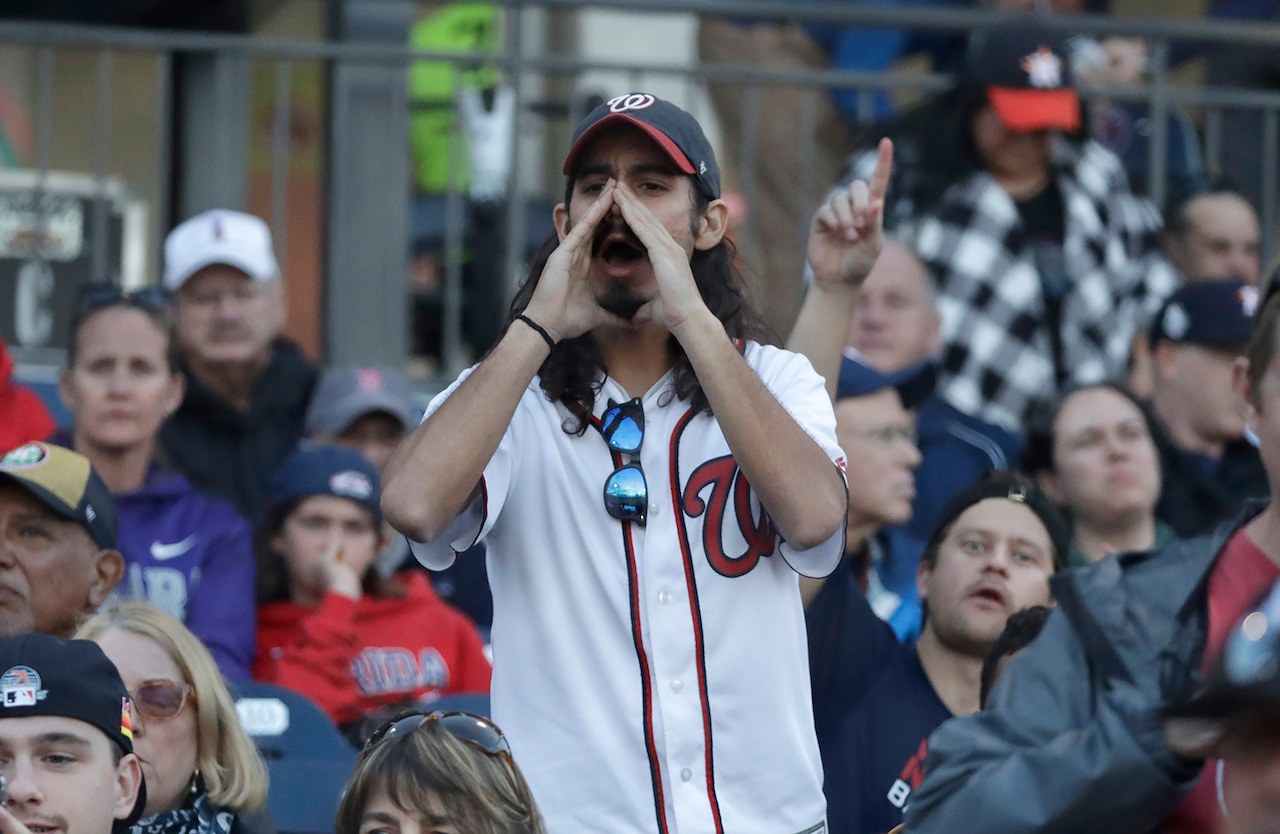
[682,455,777,576]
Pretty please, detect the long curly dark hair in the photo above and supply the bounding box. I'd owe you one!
[505,187,776,434]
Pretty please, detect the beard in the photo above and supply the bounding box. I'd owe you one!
[596,284,648,320]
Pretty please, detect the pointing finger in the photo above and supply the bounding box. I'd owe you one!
[868,138,893,204]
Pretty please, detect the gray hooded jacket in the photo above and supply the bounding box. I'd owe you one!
[903,503,1266,834]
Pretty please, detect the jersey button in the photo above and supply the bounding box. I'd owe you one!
[670,679,683,693]
[657,591,671,605]
[681,768,693,782]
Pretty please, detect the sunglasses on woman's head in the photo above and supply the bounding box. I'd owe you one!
[364,710,511,762]
[77,283,172,314]
[600,398,647,525]
[129,679,192,720]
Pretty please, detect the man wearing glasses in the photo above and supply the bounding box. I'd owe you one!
[384,93,887,833]
[157,210,317,522]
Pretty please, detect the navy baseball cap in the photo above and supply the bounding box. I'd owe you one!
[563,93,721,198]
[268,446,382,525]
[1149,279,1259,349]
[962,18,1081,133]
[0,442,118,549]
[1167,576,1280,720]
[0,633,147,829]
[835,352,937,409]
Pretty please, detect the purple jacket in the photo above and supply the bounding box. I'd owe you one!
[113,465,257,681]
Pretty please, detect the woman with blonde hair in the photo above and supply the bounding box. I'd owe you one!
[76,600,272,834]
[335,710,544,834]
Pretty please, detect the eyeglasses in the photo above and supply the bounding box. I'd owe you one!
[364,710,512,762]
[600,398,646,525]
[129,679,192,721]
[848,425,916,449]
[77,283,172,313]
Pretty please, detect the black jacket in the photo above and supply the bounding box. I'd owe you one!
[1153,420,1268,539]
[904,503,1266,834]
[159,340,317,522]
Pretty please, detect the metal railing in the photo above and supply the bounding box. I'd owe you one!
[1,0,1278,386]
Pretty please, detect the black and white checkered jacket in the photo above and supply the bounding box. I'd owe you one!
[851,138,1177,431]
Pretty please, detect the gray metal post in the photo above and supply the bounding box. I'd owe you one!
[325,0,413,369]
[175,50,251,218]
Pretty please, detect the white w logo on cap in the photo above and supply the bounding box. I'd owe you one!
[608,93,656,113]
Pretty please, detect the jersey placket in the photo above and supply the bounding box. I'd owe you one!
[635,407,722,834]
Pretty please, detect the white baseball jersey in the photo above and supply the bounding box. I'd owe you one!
[411,341,845,834]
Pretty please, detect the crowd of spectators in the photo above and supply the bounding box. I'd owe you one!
[3,6,1280,834]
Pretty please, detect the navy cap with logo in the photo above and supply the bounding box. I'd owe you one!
[962,18,1081,133]
[0,442,118,549]
[1149,279,1258,349]
[0,633,147,829]
[835,353,937,409]
[563,93,721,199]
[268,445,382,525]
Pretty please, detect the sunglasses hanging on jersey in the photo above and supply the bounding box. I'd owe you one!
[601,397,647,525]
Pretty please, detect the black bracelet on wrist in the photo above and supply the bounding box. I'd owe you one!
[516,314,557,351]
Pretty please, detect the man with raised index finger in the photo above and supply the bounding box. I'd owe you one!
[382,92,879,833]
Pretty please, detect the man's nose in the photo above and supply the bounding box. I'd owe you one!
[5,761,42,806]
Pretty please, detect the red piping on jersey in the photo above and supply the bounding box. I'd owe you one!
[593,413,670,834]
[668,407,726,834]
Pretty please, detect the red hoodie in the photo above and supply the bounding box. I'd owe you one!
[0,336,54,452]
[254,571,491,725]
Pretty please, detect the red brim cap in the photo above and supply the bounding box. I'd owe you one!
[987,86,1081,133]
[562,113,696,177]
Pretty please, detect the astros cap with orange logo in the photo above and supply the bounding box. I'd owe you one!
[0,632,147,828]
[0,442,118,549]
[961,18,1082,134]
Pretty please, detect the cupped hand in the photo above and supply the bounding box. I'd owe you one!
[525,179,630,339]
[612,181,708,334]
[808,137,892,292]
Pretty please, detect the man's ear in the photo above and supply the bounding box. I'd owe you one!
[88,549,126,608]
[1233,355,1257,430]
[915,558,933,604]
[1151,341,1178,381]
[553,203,570,242]
[693,198,729,252]
[113,753,144,822]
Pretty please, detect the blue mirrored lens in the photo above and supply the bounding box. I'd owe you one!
[604,464,647,522]
[608,417,643,453]
[603,406,643,454]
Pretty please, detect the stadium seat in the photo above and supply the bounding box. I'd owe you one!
[232,681,357,834]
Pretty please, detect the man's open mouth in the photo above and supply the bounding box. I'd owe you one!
[595,229,645,266]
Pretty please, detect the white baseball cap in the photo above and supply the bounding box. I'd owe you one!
[163,209,279,290]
